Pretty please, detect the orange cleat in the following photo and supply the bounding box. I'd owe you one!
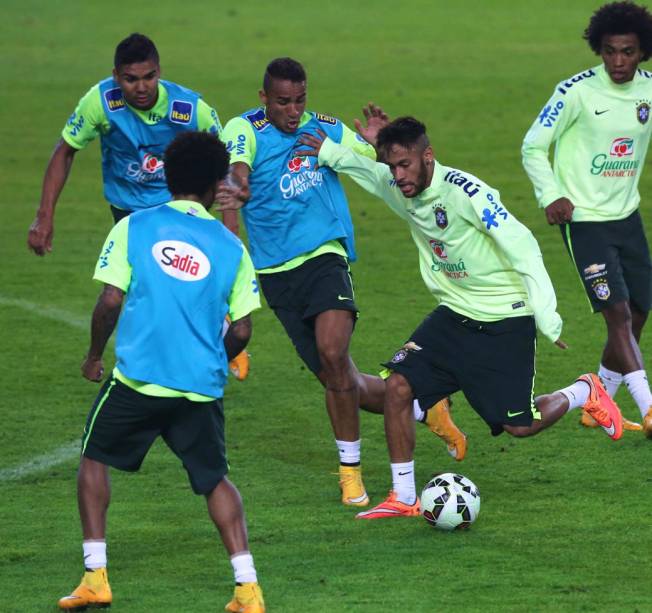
[356,490,420,520]
[643,407,652,439]
[424,398,467,461]
[579,409,641,431]
[577,374,623,440]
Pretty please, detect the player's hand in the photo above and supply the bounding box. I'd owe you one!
[82,355,105,382]
[554,338,568,350]
[296,129,327,159]
[27,216,53,256]
[354,102,390,147]
[215,178,249,211]
[544,198,574,225]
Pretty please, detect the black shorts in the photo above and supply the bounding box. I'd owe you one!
[561,211,652,312]
[81,378,227,495]
[258,253,358,374]
[383,306,539,436]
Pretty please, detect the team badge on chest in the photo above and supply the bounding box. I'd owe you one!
[636,100,650,125]
[434,207,448,229]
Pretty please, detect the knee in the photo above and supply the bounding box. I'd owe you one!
[503,425,535,438]
[385,373,414,406]
[318,342,349,374]
[604,303,633,331]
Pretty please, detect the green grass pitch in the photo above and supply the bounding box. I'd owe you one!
[1,1,651,611]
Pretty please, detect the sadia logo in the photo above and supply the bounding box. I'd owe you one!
[152,241,210,281]
[610,137,634,157]
[287,156,310,173]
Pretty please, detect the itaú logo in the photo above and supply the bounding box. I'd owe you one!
[151,241,210,281]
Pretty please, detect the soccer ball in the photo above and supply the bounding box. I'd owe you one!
[421,472,481,531]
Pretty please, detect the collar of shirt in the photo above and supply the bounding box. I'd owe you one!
[166,199,215,219]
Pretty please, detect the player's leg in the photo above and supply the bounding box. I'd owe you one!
[59,378,160,610]
[356,308,459,519]
[561,219,644,429]
[163,398,264,612]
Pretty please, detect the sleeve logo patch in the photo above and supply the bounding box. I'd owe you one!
[245,109,269,131]
[170,100,193,124]
[315,112,337,125]
[104,88,125,112]
[152,241,210,281]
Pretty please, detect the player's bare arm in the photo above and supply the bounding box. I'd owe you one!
[28,139,79,256]
[544,197,575,225]
[82,284,124,382]
[215,162,251,212]
[223,315,252,361]
[354,102,390,147]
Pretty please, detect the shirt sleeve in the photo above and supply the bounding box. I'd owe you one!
[61,85,109,150]
[459,187,563,343]
[222,117,257,169]
[228,246,261,321]
[196,99,223,137]
[339,122,377,160]
[318,136,397,202]
[521,84,581,208]
[93,217,132,292]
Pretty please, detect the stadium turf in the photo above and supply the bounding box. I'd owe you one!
[1,1,651,610]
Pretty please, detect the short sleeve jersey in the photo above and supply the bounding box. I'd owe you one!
[62,82,222,150]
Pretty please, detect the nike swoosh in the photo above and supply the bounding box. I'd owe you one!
[347,493,369,504]
[398,471,412,476]
[507,410,525,417]
[603,421,616,437]
[338,295,352,301]
[594,109,609,115]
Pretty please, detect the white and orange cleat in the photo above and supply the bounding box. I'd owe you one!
[577,374,623,440]
[579,409,641,431]
[225,582,265,613]
[339,465,369,507]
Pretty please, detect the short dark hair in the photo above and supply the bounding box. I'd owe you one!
[584,1,652,61]
[114,33,159,69]
[376,117,430,156]
[164,132,229,198]
[263,57,306,92]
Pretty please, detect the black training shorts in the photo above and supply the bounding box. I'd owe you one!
[82,377,228,495]
[383,306,539,435]
[561,211,652,313]
[258,253,358,374]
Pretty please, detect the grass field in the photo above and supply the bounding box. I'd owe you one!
[2,1,652,611]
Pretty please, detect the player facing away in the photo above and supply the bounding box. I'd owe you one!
[57,132,264,612]
[27,32,249,380]
[522,1,652,437]
[216,58,466,508]
[298,117,623,519]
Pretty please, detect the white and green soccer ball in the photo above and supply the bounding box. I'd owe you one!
[421,472,481,531]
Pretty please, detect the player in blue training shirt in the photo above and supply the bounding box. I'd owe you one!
[57,132,264,612]
[217,58,465,508]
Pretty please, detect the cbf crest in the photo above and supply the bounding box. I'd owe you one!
[636,99,650,125]
[434,206,448,229]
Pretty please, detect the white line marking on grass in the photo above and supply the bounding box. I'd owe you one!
[0,441,79,482]
[0,294,89,330]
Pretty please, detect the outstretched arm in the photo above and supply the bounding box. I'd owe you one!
[28,139,79,256]
[82,284,124,381]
